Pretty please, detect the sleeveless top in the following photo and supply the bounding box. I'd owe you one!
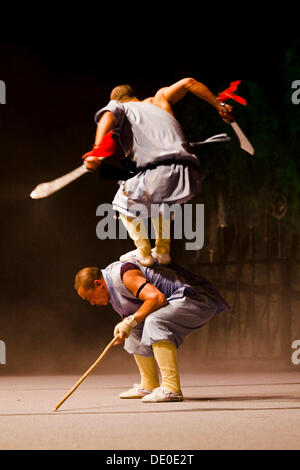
[95,100,200,169]
[101,260,232,319]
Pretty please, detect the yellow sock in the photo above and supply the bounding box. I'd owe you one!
[120,214,152,257]
[134,355,160,391]
[152,341,181,393]
[151,216,171,254]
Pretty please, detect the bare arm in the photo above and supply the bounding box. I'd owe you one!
[153,78,234,122]
[84,111,116,171]
[123,269,168,323]
[114,269,168,345]
[94,111,115,146]
[156,78,221,108]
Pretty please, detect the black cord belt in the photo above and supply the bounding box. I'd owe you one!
[99,157,202,182]
[137,158,201,172]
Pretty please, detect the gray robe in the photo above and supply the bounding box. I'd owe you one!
[95,100,204,218]
[101,260,232,357]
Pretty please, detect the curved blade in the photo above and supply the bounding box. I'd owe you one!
[30,164,89,199]
[231,122,255,155]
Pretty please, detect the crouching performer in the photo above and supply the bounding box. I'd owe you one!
[75,260,232,403]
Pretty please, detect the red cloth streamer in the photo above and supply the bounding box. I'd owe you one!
[82,130,117,159]
[218,80,248,106]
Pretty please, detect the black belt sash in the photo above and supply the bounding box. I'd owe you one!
[99,158,201,181]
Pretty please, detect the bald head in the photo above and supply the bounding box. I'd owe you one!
[74,267,102,291]
[110,84,137,102]
[75,267,110,306]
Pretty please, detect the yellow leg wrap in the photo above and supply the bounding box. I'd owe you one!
[151,216,171,254]
[120,214,152,257]
[134,354,160,391]
[152,341,181,393]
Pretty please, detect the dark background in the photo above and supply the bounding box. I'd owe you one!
[0,14,299,374]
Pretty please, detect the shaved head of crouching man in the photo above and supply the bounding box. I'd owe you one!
[75,267,110,306]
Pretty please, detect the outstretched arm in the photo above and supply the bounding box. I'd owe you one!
[158,78,219,107]
[155,78,233,121]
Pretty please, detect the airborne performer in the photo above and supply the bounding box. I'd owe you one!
[74,259,232,403]
[82,78,234,267]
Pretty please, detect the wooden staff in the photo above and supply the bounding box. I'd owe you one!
[53,336,119,411]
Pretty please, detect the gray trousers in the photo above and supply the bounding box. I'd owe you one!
[124,293,219,357]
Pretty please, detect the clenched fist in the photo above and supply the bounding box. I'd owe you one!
[218,103,235,123]
[84,156,102,172]
[113,315,138,345]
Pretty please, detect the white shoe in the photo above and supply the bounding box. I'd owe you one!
[120,383,153,399]
[141,386,183,403]
[151,249,171,265]
[120,249,155,267]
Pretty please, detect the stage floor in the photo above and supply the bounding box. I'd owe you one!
[0,371,299,450]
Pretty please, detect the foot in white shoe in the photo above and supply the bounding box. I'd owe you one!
[120,249,155,267]
[141,387,183,403]
[151,249,171,265]
[120,384,153,399]
[119,249,138,262]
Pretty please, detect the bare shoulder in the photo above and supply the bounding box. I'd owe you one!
[143,88,174,115]
[143,97,155,104]
[122,268,146,286]
[122,268,147,296]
